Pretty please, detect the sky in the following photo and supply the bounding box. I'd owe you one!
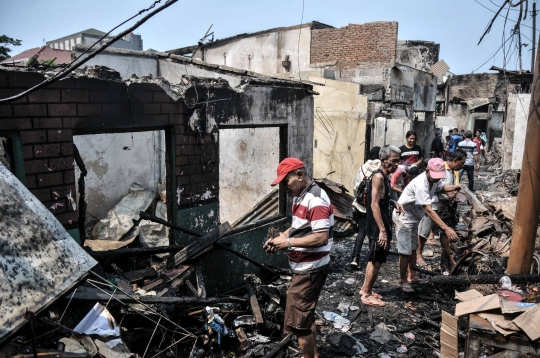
[1,0,538,74]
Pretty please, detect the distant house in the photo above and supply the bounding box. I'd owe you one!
[1,46,72,66]
[46,28,142,51]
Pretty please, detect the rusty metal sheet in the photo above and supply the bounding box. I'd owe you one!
[0,163,97,344]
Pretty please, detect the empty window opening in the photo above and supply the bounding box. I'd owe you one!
[219,127,280,226]
[73,130,167,239]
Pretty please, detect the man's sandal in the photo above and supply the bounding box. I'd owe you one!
[361,295,386,307]
[359,289,382,299]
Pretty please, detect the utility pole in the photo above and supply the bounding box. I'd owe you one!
[507,42,540,274]
[519,26,523,73]
[533,2,537,73]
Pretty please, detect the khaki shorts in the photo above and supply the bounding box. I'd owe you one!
[394,214,419,255]
[284,266,330,335]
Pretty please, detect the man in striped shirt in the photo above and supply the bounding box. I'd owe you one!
[264,157,333,358]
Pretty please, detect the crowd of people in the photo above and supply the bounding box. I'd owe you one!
[261,128,489,357]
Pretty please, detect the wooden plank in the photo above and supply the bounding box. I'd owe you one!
[155,222,232,273]
[440,310,458,358]
[157,266,195,297]
[196,261,206,298]
[122,267,158,282]
[455,294,500,316]
[185,280,199,297]
[89,245,186,260]
[461,186,488,213]
[246,284,264,325]
[67,291,247,304]
[235,327,250,351]
[141,265,190,291]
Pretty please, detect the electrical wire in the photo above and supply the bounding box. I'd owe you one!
[470,33,514,72]
[0,0,179,103]
[475,0,540,32]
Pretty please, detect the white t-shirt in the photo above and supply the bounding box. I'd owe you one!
[395,172,444,223]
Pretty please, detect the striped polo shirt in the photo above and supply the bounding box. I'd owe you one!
[288,182,334,274]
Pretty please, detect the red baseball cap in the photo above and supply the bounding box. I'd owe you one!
[427,158,446,179]
[271,157,305,186]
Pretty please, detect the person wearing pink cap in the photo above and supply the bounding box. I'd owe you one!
[393,158,463,292]
[263,157,333,358]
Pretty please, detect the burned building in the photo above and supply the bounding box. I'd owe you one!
[440,67,533,169]
[169,21,440,191]
[0,61,314,293]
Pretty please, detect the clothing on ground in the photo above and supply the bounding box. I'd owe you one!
[399,144,423,166]
[288,181,334,274]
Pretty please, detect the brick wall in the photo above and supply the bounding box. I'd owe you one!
[0,70,217,229]
[448,73,501,102]
[310,22,398,70]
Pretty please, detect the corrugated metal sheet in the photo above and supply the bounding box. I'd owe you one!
[0,163,97,344]
[232,189,279,228]
[232,180,357,237]
[315,178,356,237]
[430,59,450,77]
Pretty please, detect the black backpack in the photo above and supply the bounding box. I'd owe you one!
[355,171,375,207]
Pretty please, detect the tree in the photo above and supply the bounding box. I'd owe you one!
[0,35,22,62]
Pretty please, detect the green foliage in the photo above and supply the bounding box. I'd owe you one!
[26,55,38,67]
[41,58,57,68]
[0,35,22,62]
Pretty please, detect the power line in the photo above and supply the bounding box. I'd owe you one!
[475,0,540,32]
[0,0,179,103]
[471,33,515,72]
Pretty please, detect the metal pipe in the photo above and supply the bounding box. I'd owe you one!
[507,40,540,273]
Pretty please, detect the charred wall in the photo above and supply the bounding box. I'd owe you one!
[0,69,219,232]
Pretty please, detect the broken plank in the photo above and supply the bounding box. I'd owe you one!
[196,261,206,298]
[9,351,88,358]
[122,267,158,282]
[88,245,186,260]
[157,265,195,297]
[235,327,250,351]
[185,280,199,297]
[141,265,190,291]
[246,284,264,325]
[155,222,232,273]
[262,334,292,358]
[440,310,458,358]
[461,186,488,213]
[67,291,247,304]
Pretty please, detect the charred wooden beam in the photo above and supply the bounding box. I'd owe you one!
[122,267,158,282]
[246,284,264,325]
[139,211,203,237]
[67,291,247,304]
[154,222,232,273]
[88,245,186,260]
[430,274,540,285]
[262,334,292,358]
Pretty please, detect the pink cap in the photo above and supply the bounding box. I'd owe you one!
[427,158,446,179]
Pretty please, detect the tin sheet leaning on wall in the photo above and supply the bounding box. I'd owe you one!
[0,163,97,344]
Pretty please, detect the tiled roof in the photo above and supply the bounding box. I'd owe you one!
[1,46,72,65]
[429,59,450,77]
